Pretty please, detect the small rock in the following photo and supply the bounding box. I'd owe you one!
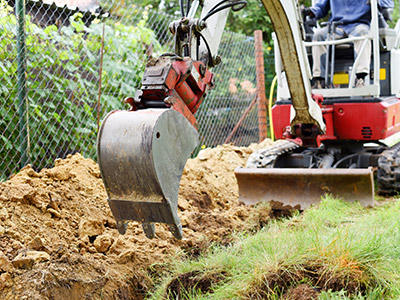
[54,244,66,256]
[79,235,90,246]
[44,220,53,227]
[12,251,50,269]
[47,208,61,218]
[0,225,5,235]
[185,239,193,247]
[28,236,45,251]
[78,219,105,238]
[0,251,13,273]
[158,240,168,249]
[108,237,128,255]
[54,158,63,167]
[27,168,40,177]
[93,235,112,253]
[0,208,8,221]
[0,272,12,291]
[117,250,136,264]
[180,215,189,226]
[178,199,190,211]
[48,196,61,211]
[6,184,36,205]
[197,149,211,161]
[105,216,117,229]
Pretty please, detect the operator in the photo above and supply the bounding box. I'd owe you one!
[304,0,394,89]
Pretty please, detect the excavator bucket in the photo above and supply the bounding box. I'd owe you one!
[97,109,198,239]
[235,167,375,210]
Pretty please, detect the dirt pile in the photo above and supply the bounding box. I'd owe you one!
[0,140,273,300]
[179,140,273,243]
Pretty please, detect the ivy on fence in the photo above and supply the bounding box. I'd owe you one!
[0,3,160,179]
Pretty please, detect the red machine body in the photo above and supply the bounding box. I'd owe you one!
[272,97,400,145]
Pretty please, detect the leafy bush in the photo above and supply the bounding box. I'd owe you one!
[0,2,160,178]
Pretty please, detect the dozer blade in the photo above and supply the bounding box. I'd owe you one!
[235,167,374,210]
[97,109,198,239]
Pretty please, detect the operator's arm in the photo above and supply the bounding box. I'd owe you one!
[379,0,394,8]
[378,0,394,22]
[309,0,330,19]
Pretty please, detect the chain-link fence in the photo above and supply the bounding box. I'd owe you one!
[0,0,273,180]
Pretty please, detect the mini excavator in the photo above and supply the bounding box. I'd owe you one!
[98,0,400,239]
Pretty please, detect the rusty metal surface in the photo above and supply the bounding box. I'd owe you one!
[97,109,198,239]
[254,30,268,141]
[235,167,375,210]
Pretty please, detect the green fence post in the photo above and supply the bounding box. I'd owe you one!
[16,0,29,167]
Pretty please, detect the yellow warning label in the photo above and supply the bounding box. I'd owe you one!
[380,68,386,80]
[333,72,349,85]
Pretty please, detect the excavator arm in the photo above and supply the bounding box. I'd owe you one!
[98,0,330,239]
[98,0,247,239]
[260,0,325,134]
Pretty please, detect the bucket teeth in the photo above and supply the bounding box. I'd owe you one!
[142,223,156,239]
[169,224,183,240]
[116,220,128,235]
[98,109,199,239]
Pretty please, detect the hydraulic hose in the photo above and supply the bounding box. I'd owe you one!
[268,75,277,141]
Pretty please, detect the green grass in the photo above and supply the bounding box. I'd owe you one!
[148,196,400,299]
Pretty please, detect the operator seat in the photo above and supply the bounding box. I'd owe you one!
[307,7,394,90]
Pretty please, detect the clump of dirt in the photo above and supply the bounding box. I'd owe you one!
[283,284,318,300]
[0,140,273,299]
[243,261,367,299]
[165,270,227,299]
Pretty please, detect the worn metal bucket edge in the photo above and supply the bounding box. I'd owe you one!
[234,167,375,210]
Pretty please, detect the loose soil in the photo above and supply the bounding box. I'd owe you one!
[0,140,273,300]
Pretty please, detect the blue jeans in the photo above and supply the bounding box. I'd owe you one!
[312,23,371,78]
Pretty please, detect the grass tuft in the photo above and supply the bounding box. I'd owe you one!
[149,196,400,299]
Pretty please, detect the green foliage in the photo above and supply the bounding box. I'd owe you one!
[118,0,180,15]
[389,1,400,28]
[226,0,311,46]
[113,0,274,45]
[0,4,160,178]
[226,0,272,43]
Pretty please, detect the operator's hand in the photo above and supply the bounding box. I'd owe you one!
[302,6,315,18]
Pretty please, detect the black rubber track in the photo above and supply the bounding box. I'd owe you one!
[377,143,400,195]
